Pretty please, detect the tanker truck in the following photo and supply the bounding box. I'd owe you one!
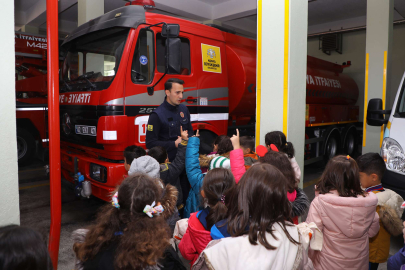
[59,1,360,201]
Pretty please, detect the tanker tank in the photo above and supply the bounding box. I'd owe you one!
[224,36,359,120]
[224,32,256,117]
[306,56,359,106]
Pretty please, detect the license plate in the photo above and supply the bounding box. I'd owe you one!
[75,125,97,136]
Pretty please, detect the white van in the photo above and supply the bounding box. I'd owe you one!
[367,75,405,198]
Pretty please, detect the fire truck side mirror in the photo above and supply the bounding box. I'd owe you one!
[162,24,180,38]
[367,98,389,126]
[166,38,182,74]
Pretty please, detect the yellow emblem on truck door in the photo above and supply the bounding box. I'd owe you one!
[201,44,222,73]
[147,125,153,131]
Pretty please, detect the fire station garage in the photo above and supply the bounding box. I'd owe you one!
[0,0,405,269]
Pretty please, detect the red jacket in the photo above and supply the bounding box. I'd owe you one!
[179,212,212,267]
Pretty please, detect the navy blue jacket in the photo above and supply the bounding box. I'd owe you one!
[146,99,193,161]
[387,243,405,270]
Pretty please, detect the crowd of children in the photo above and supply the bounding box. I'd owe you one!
[2,129,405,270]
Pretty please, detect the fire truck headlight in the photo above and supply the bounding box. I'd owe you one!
[90,163,107,183]
[381,138,405,174]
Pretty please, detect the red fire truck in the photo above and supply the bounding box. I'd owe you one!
[15,32,49,165]
[59,1,360,201]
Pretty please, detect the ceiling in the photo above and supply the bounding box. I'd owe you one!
[14,1,37,11]
[308,0,405,34]
[308,0,368,26]
[198,0,231,6]
[13,0,405,38]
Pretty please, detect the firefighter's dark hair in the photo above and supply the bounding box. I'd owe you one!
[240,136,255,152]
[124,145,146,165]
[149,146,168,164]
[165,78,184,91]
[265,131,295,159]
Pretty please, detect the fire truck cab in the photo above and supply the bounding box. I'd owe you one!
[59,4,252,201]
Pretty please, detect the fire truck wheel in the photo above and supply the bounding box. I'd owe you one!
[323,135,339,163]
[343,130,357,157]
[198,130,217,155]
[17,128,35,165]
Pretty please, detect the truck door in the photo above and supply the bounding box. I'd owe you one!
[155,32,197,112]
[124,26,196,146]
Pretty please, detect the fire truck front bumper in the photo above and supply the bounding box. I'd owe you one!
[61,149,127,202]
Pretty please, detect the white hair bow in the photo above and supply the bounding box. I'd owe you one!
[143,201,164,218]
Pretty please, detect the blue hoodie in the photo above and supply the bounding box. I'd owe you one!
[184,137,205,218]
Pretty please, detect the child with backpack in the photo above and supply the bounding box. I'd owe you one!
[179,168,235,267]
[185,130,237,217]
[356,153,404,270]
[193,164,312,270]
[306,155,380,270]
[260,151,310,224]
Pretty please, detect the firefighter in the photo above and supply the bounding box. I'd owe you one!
[145,78,194,160]
[146,78,193,216]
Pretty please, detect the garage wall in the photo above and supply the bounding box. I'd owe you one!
[307,24,405,122]
[0,1,20,225]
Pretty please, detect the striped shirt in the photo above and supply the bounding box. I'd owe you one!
[209,156,231,170]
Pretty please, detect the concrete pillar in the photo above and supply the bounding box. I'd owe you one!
[21,25,39,34]
[78,0,104,26]
[363,0,393,153]
[0,0,20,225]
[256,0,308,186]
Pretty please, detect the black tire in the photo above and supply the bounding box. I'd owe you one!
[198,130,217,155]
[343,129,357,157]
[17,128,36,165]
[323,134,339,164]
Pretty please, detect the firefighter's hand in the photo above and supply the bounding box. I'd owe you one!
[231,129,240,150]
[175,136,182,148]
[180,126,188,141]
[193,129,200,137]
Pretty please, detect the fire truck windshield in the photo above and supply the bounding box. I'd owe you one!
[60,27,129,92]
[397,82,405,118]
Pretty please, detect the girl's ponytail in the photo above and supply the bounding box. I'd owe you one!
[202,168,235,230]
[206,198,228,231]
[283,141,295,159]
[265,131,295,159]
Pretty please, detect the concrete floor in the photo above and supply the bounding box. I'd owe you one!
[17,159,404,270]
[18,161,105,270]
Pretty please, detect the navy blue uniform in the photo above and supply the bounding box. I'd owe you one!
[145,98,193,161]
